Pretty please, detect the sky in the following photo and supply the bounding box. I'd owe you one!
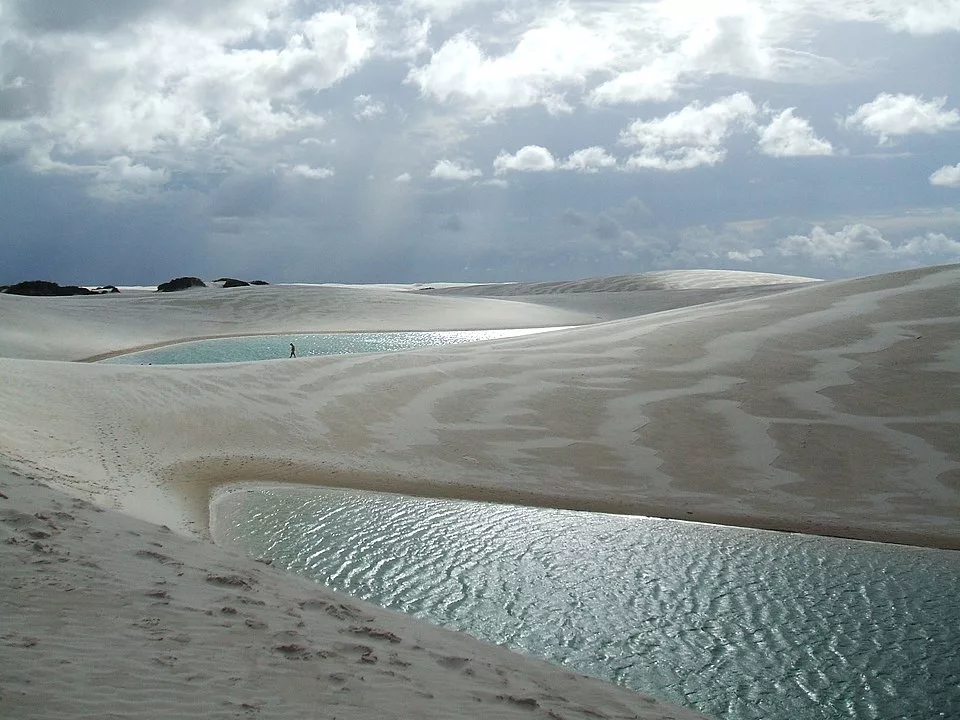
[1,0,959,284]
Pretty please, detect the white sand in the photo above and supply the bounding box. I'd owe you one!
[2,265,959,718]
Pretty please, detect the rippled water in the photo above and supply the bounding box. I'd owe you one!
[212,485,960,720]
[101,328,564,364]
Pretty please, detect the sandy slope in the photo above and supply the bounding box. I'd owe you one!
[421,268,818,295]
[1,265,958,718]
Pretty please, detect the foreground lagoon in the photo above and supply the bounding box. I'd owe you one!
[213,486,960,720]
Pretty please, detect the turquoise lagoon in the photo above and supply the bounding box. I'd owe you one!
[101,328,564,365]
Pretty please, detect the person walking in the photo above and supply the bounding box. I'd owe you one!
[289,343,296,358]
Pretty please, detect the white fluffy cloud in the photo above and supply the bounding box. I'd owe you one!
[406,4,822,115]
[2,3,378,169]
[407,19,615,114]
[562,147,617,173]
[779,224,892,259]
[929,163,960,187]
[589,60,684,105]
[778,224,960,260]
[895,232,960,256]
[620,93,758,171]
[430,159,482,181]
[844,93,960,143]
[492,145,618,175]
[758,109,833,157]
[494,145,556,174]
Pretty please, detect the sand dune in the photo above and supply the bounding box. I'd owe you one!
[1,265,959,718]
[1,265,956,545]
[422,268,819,295]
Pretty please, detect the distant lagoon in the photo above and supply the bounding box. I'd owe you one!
[100,328,567,365]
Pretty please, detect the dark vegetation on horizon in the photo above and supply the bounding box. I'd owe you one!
[157,276,206,292]
[1,280,119,296]
[157,277,270,292]
[0,277,272,296]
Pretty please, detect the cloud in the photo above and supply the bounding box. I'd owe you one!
[895,231,960,256]
[394,172,413,183]
[430,159,482,181]
[727,248,765,262]
[620,93,758,171]
[493,145,556,174]
[287,164,335,180]
[354,95,386,120]
[592,213,622,240]
[588,60,683,105]
[562,147,617,173]
[893,4,960,34]
[439,213,464,232]
[87,155,170,200]
[562,209,588,226]
[209,174,280,218]
[778,224,893,259]
[400,0,494,23]
[491,145,617,175]
[778,223,960,260]
[406,16,616,114]
[96,155,167,182]
[852,2,960,35]
[929,163,960,187]
[1,4,378,170]
[843,93,960,143]
[757,109,834,157]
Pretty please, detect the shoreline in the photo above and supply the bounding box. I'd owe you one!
[77,326,581,363]
[183,463,958,551]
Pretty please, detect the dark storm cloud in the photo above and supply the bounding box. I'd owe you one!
[209,175,282,219]
[439,214,465,232]
[592,213,622,240]
[562,208,588,226]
